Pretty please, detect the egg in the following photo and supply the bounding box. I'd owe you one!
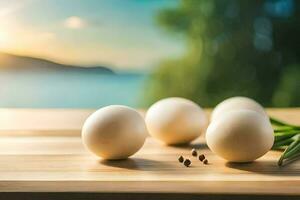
[206,110,274,162]
[211,96,267,122]
[145,97,207,145]
[82,105,147,160]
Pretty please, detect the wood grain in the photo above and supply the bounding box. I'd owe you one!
[0,108,299,196]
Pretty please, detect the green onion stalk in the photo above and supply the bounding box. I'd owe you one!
[270,117,300,166]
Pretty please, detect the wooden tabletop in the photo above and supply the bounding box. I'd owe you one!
[0,108,299,199]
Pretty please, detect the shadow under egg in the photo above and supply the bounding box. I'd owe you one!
[99,158,174,171]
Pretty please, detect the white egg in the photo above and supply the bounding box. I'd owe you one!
[206,110,274,162]
[211,96,267,122]
[145,97,207,145]
[82,105,147,160]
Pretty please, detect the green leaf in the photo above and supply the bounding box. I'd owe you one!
[274,126,299,133]
[273,137,294,149]
[270,117,300,129]
[278,137,300,166]
[274,131,300,142]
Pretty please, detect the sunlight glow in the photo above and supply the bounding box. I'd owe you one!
[0,31,10,48]
[64,16,87,29]
[0,1,184,69]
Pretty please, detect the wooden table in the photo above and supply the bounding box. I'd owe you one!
[0,108,299,200]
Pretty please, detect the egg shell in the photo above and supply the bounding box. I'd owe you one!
[211,96,267,122]
[82,105,147,160]
[206,110,274,162]
[145,97,207,145]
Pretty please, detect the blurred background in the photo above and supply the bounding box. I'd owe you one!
[0,0,299,108]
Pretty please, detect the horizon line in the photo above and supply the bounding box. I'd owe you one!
[0,51,150,72]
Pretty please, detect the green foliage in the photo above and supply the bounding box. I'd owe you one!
[272,65,300,106]
[143,0,300,107]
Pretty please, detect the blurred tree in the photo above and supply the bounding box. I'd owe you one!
[143,0,300,107]
[272,64,300,106]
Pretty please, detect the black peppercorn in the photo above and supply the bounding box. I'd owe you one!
[178,156,184,163]
[203,159,208,164]
[183,159,191,167]
[191,149,197,157]
[198,154,205,161]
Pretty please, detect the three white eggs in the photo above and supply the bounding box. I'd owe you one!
[82,96,274,163]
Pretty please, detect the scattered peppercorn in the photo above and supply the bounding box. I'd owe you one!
[183,159,191,167]
[191,149,197,157]
[198,154,205,161]
[203,159,208,165]
[178,156,184,163]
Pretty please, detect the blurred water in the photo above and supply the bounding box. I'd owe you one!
[0,71,147,108]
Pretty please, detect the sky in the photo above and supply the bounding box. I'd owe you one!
[0,0,184,70]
